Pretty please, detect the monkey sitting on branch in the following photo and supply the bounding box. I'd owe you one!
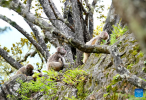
[47,46,69,71]
[15,64,34,76]
[83,31,109,63]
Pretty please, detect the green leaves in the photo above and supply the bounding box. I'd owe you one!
[17,74,57,100]
[110,22,128,45]
[63,69,88,86]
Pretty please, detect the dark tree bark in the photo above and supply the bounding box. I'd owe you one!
[0,47,22,69]
[0,0,109,68]
[64,0,76,60]
[63,0,94,66]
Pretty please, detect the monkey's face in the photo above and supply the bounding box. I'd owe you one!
[100,32,109,40]
[58,47,66,55]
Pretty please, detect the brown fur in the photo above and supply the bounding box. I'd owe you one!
[16,64,34,76]
[91,39,97,45]
[47,47,66,71]
[83,31,109,63]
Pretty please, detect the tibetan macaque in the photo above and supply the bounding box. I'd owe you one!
[47,46,67,71]
[16,64,34,76]
[83,31,109,63]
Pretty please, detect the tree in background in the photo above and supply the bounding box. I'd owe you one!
[1,0,146,97]
[0,0,108,81]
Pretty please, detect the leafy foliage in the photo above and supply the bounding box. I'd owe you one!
[63,69,89,99]
[110,22,128,45]
[6,69,89,99]
[63,68,88,86]
[7,71,58,100]
[93,23,104,37]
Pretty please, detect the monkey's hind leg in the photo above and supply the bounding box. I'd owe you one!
[48,62,63,71]
[83,53,90,63]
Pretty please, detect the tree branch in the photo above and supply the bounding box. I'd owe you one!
[83,0,94,37]
[0,14,47,61]
[0,0,56,32]
[18,51,37,63]
[0,0,109,55]
[52,31,110,54]
[44,31,60,47]
[71,0,85,65]
[48,0,75,33]
[77,0,88,15]
[0,47,22,69]
[92,0,98,9]
[25,0,32,12]
[39,0,75,38]
[25,20,50,61]
[84,0,91,10]
[70,0,84,39]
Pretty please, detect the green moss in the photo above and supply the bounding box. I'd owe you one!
[112,86,118,92]
[106,85,112,92]
[77,81,84,98]
[127,64,134,69]
[137,51,144,58]
[121,53,126,58]
[119,44,128,53]
[135,72,138,75]
[103,93,109,98]
[142,67,146,73]
[135,51,144,64]
[139,77,146,82]
[109,93,119,100]
[94,53,102,58]
[130,40,137,43]
[63,69,88,99]
[129,50,133,54]
[117,42,122,47]
[106,73,109,78]
[123,40,128,43]
[113,74,120,82]
[132,50,137,56]
[135,58,139,64]
[133,45,140,51]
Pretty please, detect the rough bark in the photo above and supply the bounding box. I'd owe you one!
[64,0,76,60]
[26,20,50,61]
[44,31,60,47]
[39,0,74,63]
[71,0,84,66]
[52,31,110,54]
[0,47,22,69]
[0,0,111,69]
